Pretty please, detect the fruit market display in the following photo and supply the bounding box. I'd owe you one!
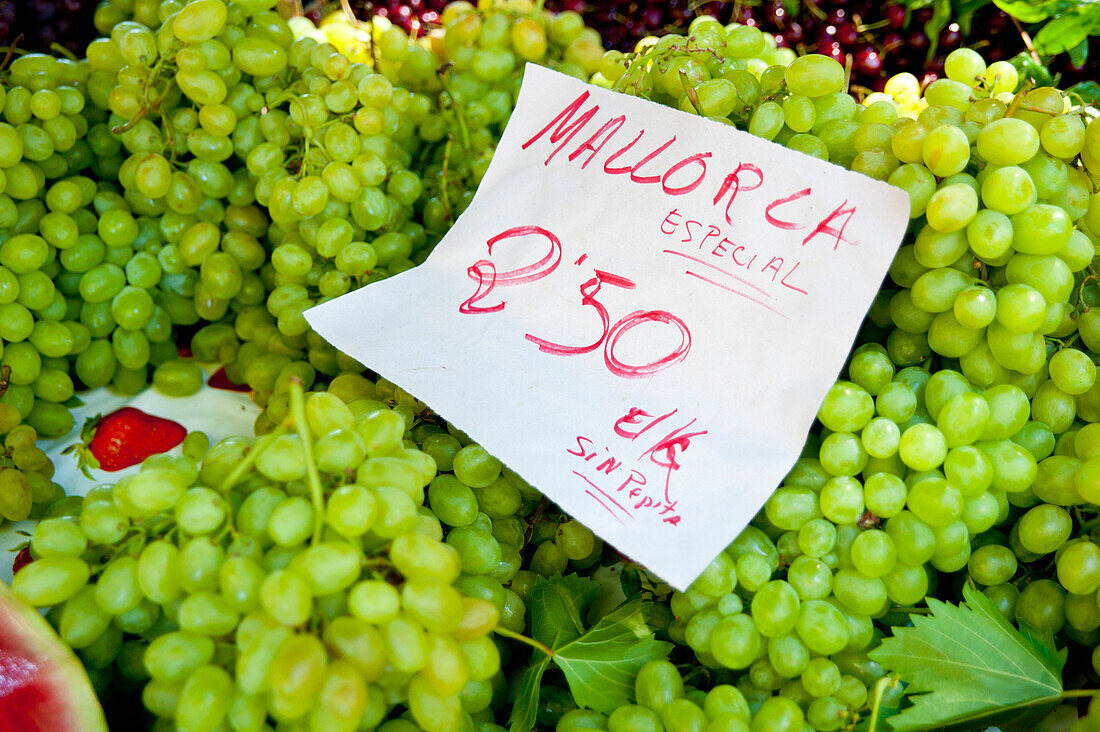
[3,0,1100,730]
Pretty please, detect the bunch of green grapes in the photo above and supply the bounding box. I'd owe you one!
[176,0,613,415]
[0,51,185,436]
[861,50,1098,383]
[14,376,511,732]
[599,18,888,167]
[553,658,893,732]
[81,0,440,405]
[647,344,1068,728]
[0,366,64,525]
[308,2,610,240]
[408,2,606,238]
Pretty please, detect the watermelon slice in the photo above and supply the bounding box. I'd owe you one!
[0,580,107,731]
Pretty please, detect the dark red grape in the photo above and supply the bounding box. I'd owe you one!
[854,47,882,76]
[886,4,905,29]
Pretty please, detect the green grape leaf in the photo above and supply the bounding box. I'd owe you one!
[869,582,1066,731]
[507,658,550,732]
[1033,12,1095,56]
[553,597,673,714]
[1010,50,1055,85]
[529,574,599,649]
[507,578,672,732]
[619,565,642,599]
[1068,80,1100,105]
[1069,37,1090,67]
[916,695,1065,731]
[993,0,1056,23]
[1014,619,1066,680]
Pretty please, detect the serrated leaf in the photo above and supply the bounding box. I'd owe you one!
[927,695,1065,731]
[572,596,653,646]
[1015,620,1067,680]
[508,658,550,732]
[529,574,599,649]
[553,598,672,714]
[994,0,1056,22]
[507,582,673,728]
[1033,13,1093,56]
[869,582,1065,731]
[556,636,672,714]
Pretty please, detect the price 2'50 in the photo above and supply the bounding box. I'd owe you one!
[459,225,691,379]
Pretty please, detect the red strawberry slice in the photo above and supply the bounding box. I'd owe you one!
[12,547,31,575]
[208,366,250,393]
[62,408,187,476]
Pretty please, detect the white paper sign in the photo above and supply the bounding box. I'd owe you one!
[306,65,909,590]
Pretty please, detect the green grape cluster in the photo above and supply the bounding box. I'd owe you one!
[14,377,508,732]
[171,1,618,426]
[308,2,615,236]
[0,51,175,436]
[867,49,1097,381]
[0,367,65,524]
[82,0,441,410]
[597,18,882,168]
[397,2,607,237]
[552,658,880,732]
[639,293,1064,725]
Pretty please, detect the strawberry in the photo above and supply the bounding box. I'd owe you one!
[12,547,31,575]
[207,366,251,393]
[63,407,187,476]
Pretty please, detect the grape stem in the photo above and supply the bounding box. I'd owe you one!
[494,626,554,657]
[112,107,154,136]
[435,66,473,152]
[439,136,455,224]
[0,36,24,74]
[1005,80,1035,118]
[218,418,291,493]
[1077,270,1100,314]
[1078,513,1100,534]
[1009,14,1042,67]
[523,496,550,547]
[48,43,78,61]
[288,377,326,545]
[866,675,898,732]
[679,70,704,115]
